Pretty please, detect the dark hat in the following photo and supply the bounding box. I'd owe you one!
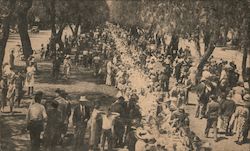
[55,88,62,94]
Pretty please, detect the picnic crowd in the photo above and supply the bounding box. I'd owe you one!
[0,22,249,151]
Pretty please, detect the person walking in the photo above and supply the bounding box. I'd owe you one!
[72,96,91,151]
[204,95,220,142]
[26,91,47,151]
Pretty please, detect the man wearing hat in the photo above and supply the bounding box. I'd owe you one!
[204,95,220,142]
[233,94,250,144]
[72,96,91,150]
[26,91,47,151]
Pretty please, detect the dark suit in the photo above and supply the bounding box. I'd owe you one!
[72,104,90,150]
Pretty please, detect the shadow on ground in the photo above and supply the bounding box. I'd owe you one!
[35,62,104,85]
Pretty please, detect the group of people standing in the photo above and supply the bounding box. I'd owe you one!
[1,52,37,114]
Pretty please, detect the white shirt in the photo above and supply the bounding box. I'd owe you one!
[135,139,146,151]
[102,115,115,130]
[26,103,47,122]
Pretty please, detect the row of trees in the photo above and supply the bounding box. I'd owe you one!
[0,0,33,74]
[109,0,250,81]
[0,0,109,75]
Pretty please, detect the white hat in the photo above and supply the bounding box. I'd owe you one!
[66,55,70,59]
[116,91,123,98]
[79,96,89,102]
[243,94,250,101]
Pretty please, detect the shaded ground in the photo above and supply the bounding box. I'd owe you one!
[0,60,118,151]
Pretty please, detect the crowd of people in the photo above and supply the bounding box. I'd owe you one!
[0,54,37,114]
[0,22,249,151]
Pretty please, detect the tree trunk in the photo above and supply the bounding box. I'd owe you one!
[241,2,250,81]
[223,27,229,46]
[49,0,57,58]
[17,12,33,60]
[242,47,248,81]
[0,0,16,76]
[194,35,201,58]
[203,29,211,52]
[0,18,11,76]
[196,30,219,81]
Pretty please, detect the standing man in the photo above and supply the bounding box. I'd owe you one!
[204,95,220,142]
[26,91,47,151]
[72,96,91,151]
[54,89,71,144]
[14,71,25,107]
[100,108,120,151]
[110,96,127,147]
[9,49,15,69]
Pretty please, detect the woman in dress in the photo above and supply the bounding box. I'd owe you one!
[105,60,112,86]
[25,63,36,96]
[6,78,15,114]
[63,55,72,79]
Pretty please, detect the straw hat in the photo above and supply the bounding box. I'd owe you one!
[243,94,250,102]
[79,96,89,102]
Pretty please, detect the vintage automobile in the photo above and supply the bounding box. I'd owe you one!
[31,26,39,33]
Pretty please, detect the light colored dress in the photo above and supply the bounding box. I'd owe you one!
[234,106,249,142]
[25,66,36,87]
[106,61,112,85]
[89,109,102,146]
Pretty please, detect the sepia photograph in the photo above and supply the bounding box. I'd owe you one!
[0,0,250,151]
